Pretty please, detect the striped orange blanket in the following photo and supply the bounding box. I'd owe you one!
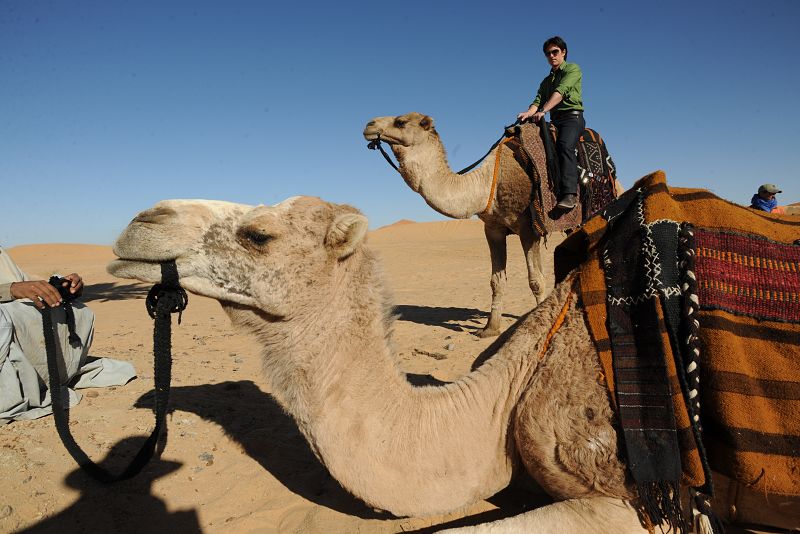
[555,171,800,530]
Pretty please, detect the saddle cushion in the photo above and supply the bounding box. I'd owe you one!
[513,122,618,236]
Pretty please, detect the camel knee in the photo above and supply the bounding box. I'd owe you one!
[528,275,546,301]
[528,278,544,297]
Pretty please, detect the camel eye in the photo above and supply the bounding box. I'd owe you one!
[240,229,273,247]
[393,118,407,129]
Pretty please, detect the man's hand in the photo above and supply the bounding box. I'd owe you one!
[517,109,544,123]
[62,273,84,296]
[8,273,83,309]
[9,280,63,309]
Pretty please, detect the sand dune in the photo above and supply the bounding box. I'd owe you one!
[371,218,486,244]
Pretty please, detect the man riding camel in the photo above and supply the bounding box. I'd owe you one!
[518,36,584,210]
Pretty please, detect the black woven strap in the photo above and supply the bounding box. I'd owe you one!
[44,261,187,483]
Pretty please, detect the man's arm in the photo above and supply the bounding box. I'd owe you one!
[532,92,564,122]
[2,273,84,310]
[518,78,547,121]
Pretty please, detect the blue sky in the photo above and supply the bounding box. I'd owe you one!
[2,0,798,246]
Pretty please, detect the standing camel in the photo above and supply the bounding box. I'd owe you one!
[363,112,618,337]
[108,192,798,533]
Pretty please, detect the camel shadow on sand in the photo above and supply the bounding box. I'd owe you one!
[394,304,520,333]
[133,380,548,527]
[81,282,150,303]
[136,380,390,520]
[17,437,201,534]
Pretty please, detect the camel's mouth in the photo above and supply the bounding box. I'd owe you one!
[108,257,261,309]
[363,129,401,146]
[107,258,175,284]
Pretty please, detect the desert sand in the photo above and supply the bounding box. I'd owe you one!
[0,222,782,534]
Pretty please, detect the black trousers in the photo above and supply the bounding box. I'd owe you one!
[550,111,585,196]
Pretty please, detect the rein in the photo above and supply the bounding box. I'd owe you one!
[366,135,400,172]
[42,261,187,483]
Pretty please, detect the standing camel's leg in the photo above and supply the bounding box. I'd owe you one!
[518,222,546,306]
[481,224,508,338]
[439,497,648,534]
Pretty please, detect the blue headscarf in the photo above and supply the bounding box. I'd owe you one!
[750,194,778,212]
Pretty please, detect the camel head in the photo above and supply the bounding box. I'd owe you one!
[363,112,437,148]
[108,197,369,319]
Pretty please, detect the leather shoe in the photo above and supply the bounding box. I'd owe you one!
[556,194,578,210]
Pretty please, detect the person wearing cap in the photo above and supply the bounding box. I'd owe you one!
[750,184,782,212]
[517,35,585,210]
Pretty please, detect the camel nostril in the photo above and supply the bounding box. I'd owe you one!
[367,121,375,126]
[134,206,178,224]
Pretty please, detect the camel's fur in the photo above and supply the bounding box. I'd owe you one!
[363,112,620,337]
[108,197,798,532]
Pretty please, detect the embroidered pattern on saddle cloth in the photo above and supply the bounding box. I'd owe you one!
[694,229,800,322]
[554,171,800,526]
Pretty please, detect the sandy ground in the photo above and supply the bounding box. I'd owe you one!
[0,223,788,533]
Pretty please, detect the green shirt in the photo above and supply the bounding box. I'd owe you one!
[531,61,583,112]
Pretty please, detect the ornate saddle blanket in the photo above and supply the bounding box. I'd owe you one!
[554,171,800,530]
[507,121,618,236]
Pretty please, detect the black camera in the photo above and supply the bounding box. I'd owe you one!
[48,276,79,302]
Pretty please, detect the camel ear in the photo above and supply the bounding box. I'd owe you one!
[419,115,434,130]
[326,213,368,259]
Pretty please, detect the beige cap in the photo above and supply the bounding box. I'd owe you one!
[758,183,782,194]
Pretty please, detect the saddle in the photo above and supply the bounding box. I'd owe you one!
[555,171,800,531]
[504,121,618,236]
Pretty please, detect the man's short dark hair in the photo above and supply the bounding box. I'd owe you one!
[543,36,568,59]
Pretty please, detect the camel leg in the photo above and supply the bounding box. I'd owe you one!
[480,224,508,338]
[518,223,546,306]
[438,497,647,534]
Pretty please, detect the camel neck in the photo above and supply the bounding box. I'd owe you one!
[395,140,496,219]
[247,251,578,516]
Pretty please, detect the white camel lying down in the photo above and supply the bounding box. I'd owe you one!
[107,196,798,533]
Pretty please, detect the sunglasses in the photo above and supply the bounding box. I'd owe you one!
[545,48,562,57]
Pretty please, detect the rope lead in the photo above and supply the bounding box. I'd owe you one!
[44,260,186,483]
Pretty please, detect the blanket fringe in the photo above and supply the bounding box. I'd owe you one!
[637,480,687,533]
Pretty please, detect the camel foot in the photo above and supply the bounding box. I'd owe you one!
[478,326,501,338]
